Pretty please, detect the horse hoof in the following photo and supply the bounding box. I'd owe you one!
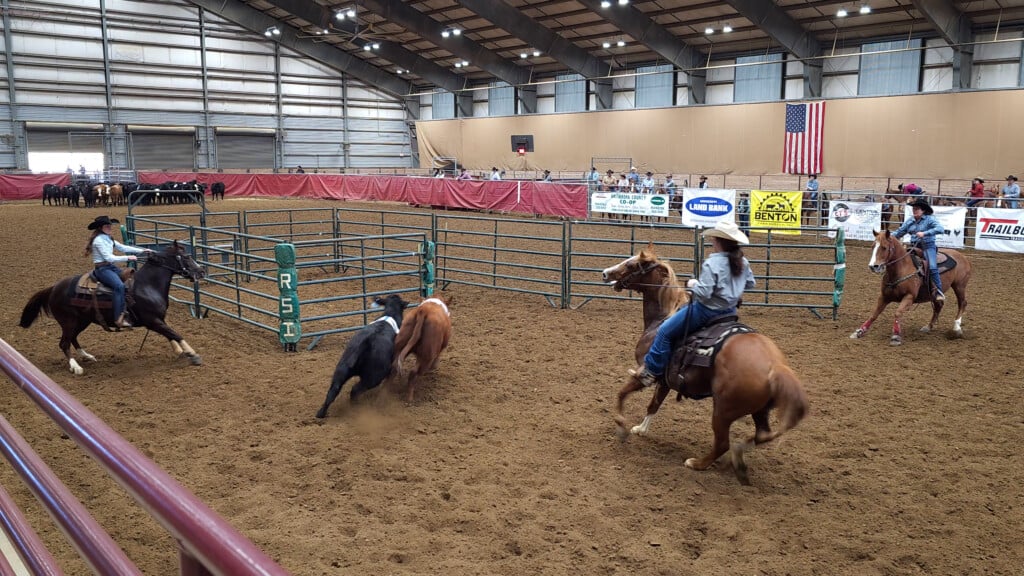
[188,354,202,366]
[69,365,83,376]
[615,426,629,442]
[889,337,902,346]
[850,329,864,339]
[919,326,931,333]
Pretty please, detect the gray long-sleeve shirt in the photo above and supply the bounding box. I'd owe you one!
[690,251,756,310]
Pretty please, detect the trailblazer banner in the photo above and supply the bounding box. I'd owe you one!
[827,201,882,241]
[901,204,967,249]
[749,190,802,234]
[590,192,669,217]
[681,187,735,228]
[975,207,1024,253]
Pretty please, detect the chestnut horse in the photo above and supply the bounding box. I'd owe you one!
[850,230,971,345]
[602,243,808,485]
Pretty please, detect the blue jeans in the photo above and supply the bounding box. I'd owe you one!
[643,300,734,376]
[94,264,126,319]
[1006,196,1020,210]
[921,244,942,293]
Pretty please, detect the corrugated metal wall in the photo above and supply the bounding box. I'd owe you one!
[0,0,414,171]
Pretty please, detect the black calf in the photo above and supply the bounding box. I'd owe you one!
[315,294,410,418]
[211,181,225,201]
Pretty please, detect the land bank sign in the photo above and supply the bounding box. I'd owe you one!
[681,188,735,227]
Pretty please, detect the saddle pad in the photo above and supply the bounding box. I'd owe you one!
[76,273,113,296]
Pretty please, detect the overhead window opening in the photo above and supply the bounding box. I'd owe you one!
[28,152,105,175]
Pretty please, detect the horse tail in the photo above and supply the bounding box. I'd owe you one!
[768,364,808,437]
[392,312,425,375]
[20,287,53,328]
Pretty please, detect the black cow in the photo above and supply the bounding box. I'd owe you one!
[315,294,410,418]
[211,181,225,201]
[42,184,60,206]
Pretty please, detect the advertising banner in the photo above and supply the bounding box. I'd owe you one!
[900,205,967,248]
[750,190,802,234]
[681,188,736,228]
[590,192,669,217]
[975,207,1024,253]
[827,201,882,241]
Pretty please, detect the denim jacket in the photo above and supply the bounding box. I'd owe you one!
[893,214,944,249]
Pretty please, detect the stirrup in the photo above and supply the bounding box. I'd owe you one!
[933,290,945,302]
[115,315,134,329]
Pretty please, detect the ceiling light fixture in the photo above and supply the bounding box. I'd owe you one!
[600,0,611,7]
[618,0,629,5]
[704,27,714,35]
[264,26,280,38]
[616,40,625,47]
[441,27,461,39]
[859,5,871,14]
[722,23,733,33]
[334,7,356,21]
[602,41,611,49]
[533,50,541,57]
[836,8,848,17]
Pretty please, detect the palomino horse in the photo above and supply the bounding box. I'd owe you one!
[19,241,206,374]
[602,243,808,485]
[850,230,971,345]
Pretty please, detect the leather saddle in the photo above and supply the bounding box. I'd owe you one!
[70,268,135,308]
[665,315,756,400]
[909,249,957,300]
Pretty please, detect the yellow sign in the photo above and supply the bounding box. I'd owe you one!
[750,190,802,234]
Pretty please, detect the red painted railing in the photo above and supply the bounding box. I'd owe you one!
[0,338,291,576]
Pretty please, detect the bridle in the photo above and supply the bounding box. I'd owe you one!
[877,237,920,289]
[144,251,199,279]
[615,260,663,290]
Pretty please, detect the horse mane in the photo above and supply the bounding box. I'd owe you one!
[651,258,688,316]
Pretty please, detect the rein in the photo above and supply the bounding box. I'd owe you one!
[882,239,921,289]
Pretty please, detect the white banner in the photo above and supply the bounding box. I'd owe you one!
[975,207,1024,253]
[681,188,736,228]
[899,205,967,248]
[827,201,882,241]
[590,192,669,217]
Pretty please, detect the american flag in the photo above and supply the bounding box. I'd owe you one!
[783,101,824,175]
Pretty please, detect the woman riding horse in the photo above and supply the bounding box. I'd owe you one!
[86,215,152,328]
[891,199,944,302]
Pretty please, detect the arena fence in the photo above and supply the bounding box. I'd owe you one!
[126,211,431,352]
[0,338,291,575]
[126,206,843,347]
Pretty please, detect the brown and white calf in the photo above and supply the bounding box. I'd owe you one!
[391,296,452,401]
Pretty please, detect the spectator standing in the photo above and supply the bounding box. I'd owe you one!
[804,173,819,226]
[295,165,305,174]
[616,173,630,192]
[433,168,445,178]
[640,171,655,193]
[601,169,616,191]
[541,170,552,182]
[587,167,601,190]
[627,167,640,190]
[698,175,709,189]
[1003,175,1020,209]
[490,167,501,181]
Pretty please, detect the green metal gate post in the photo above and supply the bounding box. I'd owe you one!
[275,243,301,352]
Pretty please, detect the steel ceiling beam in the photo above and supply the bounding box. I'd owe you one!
[722,0,823,98]
[575,0,706,105]
[456,0,612,110]
[262,0,472,115]
[186,0,413,106]
[911,0,974,89]
[358,0,537,114]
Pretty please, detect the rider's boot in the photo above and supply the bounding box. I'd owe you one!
[628,364,659,387]
[931,270,945,302]
[115,313,133,329]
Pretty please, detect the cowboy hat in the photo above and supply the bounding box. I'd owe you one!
[702,220,749,245]
[909,198,933,215]
[1007,175,1018,181]
[87,215,120,230]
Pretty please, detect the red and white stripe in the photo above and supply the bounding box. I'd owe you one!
[784,101,825,175]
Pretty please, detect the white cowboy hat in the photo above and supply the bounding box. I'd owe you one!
[702,220,749,245]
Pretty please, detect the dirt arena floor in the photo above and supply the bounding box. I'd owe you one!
[1,197,1021,575]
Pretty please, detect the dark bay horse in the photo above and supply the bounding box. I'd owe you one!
[19,241,206,374]
[601,243,808,485]
[850,230,971,345]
